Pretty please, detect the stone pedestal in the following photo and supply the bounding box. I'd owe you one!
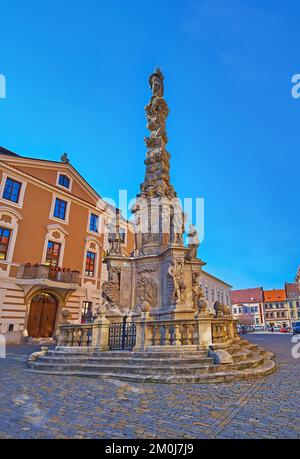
[92,315,110,350]
[196,315,213,350]
[228,318,235,341]
[133,311,152,351]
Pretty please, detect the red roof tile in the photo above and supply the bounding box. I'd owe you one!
[285,283,300,299]
[263,289,286,302]
[231,288,263,304]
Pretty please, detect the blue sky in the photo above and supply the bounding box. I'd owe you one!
[0,0,299,289]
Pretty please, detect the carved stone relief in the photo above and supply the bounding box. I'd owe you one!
[192,271,208,314]
[136,268,158,309]
[101,266,121,312]
[0,214,12,224]
[167,258,186,303]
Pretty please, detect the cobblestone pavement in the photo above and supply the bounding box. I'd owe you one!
[0,335,299,439]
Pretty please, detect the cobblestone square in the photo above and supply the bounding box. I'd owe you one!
[0,334,299,439]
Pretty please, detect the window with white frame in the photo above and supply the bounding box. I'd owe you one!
[0,173,27,209]
[82,237,101,279]
[85,251,96,277]
[0,207,22,264]
[42,224,68,267]
[54,198,67,220]
[0,227,11,260]
[58,174,70,189]
[81,301,93,322]
[45,241,61,267]
[56,171,72,191]
[50,194,71,224]
[2,178,22,203]
[89,213,99,233]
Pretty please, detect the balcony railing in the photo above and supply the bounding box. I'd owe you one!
[17,263,80,284]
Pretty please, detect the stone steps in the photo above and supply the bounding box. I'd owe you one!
[52,348,209,358]
[26,359,276,384]
[39,355,215,366]
[230,349,253,362]
[28,355,265,375]
[28,361,219,375]
[27,338,276,383]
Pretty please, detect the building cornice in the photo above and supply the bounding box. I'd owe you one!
[201,269,232,288]
[0,154,103,204]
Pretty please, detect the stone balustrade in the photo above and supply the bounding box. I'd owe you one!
[58,324,93,347]
[57,314,239,352]
[137,319,198,348]
[211,317,239,346]
[134,314,239,351]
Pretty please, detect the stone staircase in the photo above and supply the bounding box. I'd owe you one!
[27,339,276,383]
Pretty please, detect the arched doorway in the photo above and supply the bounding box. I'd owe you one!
[27,292,58,338]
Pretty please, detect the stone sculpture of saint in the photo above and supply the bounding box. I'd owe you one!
[192,272,207,313]
[170,206,184,245]
[149,68,164,97]
[185,224,200,260]
[167,258,186,303]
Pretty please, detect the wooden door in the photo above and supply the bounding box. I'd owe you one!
[27,302,43,338]
[39,302,57,337]
[27,294,58,338]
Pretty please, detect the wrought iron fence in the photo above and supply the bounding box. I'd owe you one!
[108,318,136,350]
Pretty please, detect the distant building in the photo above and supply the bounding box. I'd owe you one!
[285,282,300,326]
[263,289,290,329]
[231,287,265,329]
[199,270,231,312]
[296,267,300,289]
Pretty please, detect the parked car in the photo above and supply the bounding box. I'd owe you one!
[292,322,300,335]
[238,325,255,334]
[237,325,247,334]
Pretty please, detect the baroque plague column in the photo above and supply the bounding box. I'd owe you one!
[34,70,275,382]
[100,69,216,333]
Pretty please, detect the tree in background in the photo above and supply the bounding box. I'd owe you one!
[238,314,254,326]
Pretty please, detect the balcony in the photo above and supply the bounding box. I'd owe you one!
[17,263,81,287]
